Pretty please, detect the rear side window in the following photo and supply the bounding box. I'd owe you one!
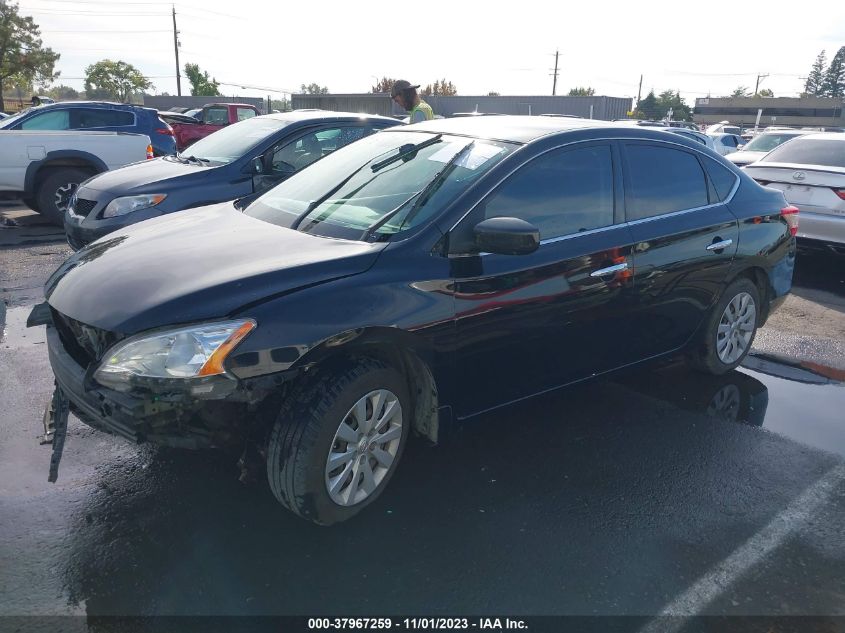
[624,144,708,220]
[71,108,135,128]
[703,158,738,202]
[236,107,255,121]
[204,107,228,125]
[761,138,845,168]
[483,144,614,240]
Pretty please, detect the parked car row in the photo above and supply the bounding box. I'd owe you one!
[28,114,800,525]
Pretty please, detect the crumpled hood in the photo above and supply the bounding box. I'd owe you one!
[46,203,385,333]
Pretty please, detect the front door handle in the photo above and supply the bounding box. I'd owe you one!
[706,239,733,251]
[590,262,628,277]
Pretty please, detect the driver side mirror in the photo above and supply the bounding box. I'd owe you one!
[251,156,265,174]
[473,217,539,256]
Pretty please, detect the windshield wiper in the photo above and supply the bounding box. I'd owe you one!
[361,140,475,242]
[291,133,444,232]
[181,154,210,165]
[370,134,442,173]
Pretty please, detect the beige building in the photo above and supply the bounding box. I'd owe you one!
[693,96,845,128]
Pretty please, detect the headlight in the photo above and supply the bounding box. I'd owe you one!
[94,320,255,387]
[102,193,167,218]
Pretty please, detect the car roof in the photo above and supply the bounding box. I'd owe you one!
[259,110,398,124]
[789,132,845,142]
[381,115,717,148]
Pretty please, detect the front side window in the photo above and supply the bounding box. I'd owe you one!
[271,127,367,173]
[20,109,70,130]
[760,138,845,168]
[463,144,615,246]
[624,144,708,220]
[247,131,514,241]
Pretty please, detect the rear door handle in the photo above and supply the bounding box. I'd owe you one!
[590,262,628,277]
[706,239,733,251]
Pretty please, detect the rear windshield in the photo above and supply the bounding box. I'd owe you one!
[743,133,804,153]
[180,116,289,164]
[761,138,845,168]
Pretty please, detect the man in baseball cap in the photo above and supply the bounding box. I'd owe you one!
[391,80,434,123]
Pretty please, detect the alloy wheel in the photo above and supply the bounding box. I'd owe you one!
[325,389,403,507]
[54,183,77,213]
[716,292,756,364]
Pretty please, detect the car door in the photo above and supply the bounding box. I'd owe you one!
[621,141,739,361]
[449,142,637,417]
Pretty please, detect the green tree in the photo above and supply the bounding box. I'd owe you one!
[756,88,774,97]
[184,62,219,96]
[657,89,692,120]
[300,83,328,94]
[271,97,290,112]
[568,86,595,96]
[422,79,457,96]
[729,86,750,98]
[822,46,845,98]
[0,2,60,112]
[45,84,78,101]
[633,90,660,119]
[371,77,396,93]
[803,50,827,96]
[84,59,151,102]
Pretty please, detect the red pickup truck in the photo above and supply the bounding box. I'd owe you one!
[160,103,260,151]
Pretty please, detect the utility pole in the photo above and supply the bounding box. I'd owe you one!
[637,74,643,105]
[754,72,769,95]
[172,5,181,96]
[551,50,559,96]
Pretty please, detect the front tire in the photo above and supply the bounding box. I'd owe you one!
[690,277,760,375]
[266,359,410,525]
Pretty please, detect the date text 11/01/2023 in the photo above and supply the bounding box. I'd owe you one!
[307,618,529,630]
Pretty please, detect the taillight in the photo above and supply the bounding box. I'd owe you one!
[155,127,174,136]
[833,188,845,201]
[781,205,799,236]
[146,144,154,160]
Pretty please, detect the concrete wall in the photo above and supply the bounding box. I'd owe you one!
[291,94,633,121]
[693,96,845,127]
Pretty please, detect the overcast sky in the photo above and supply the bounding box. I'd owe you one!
[19,0,845,105]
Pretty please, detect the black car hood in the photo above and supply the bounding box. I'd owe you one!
[46,203,386,334]
[81,156,214,194]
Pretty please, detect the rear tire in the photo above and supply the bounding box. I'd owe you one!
[689,277,760,375]
[266,358,410,525]
[35,167,93,226]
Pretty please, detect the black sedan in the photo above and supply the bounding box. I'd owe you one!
[31,116,797,525]
[63,110,400,250]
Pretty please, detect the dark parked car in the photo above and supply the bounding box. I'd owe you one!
[0,101,176,157]
[30,116,797,525]
[63,110,401,250]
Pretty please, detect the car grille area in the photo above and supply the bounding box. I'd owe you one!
[72,198,98,216]
[51,308,121,368]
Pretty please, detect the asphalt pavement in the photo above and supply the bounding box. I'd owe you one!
[1,204,843,632]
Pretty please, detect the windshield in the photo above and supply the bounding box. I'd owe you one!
[761,138,845,168]
[743,133,804,153]
[0,108,33,129]
[179,116,289,165]
[246,131,514,241]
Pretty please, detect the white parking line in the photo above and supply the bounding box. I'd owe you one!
[639,464,845,633]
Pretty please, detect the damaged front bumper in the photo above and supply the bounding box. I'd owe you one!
[44,322,297,450]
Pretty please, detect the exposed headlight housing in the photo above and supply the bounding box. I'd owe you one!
[94,320,255,388]
[102,193,167,218]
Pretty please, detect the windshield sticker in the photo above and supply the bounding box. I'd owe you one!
[429,142,504,170]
